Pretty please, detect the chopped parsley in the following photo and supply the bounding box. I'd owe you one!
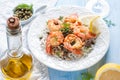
[62,23,70,27]
[81,72,94,80]
[46,21,48,25]
[58,16,63,21]
[60,23,72,37]
[56,51,61,57]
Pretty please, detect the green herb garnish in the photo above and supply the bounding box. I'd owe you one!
[56,51,61,57]
[59,16,63,21]
[60,23,72,37]
[81,72,94,80]
[103,18,115,27]
[62,23,70,27]
[46,21,48,25]
[60,26,70,32]
[14,4,33,12]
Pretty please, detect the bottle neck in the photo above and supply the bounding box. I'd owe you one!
[7,27,23,58]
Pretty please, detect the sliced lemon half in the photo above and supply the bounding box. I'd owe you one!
[79,15,100,35]
[95,63,120,80]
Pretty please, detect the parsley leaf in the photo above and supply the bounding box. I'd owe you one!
[59,16,63,21]
[62,23,70,27]
[14,4,33,12]
[60,23,72,37]
[56,51,61,57]
[103,18,115,27]
[79,72,94,80]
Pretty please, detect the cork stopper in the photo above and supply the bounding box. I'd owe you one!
[7,17,20,30]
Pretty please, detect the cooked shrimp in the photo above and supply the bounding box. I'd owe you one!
[85,32,96,39]
[63,34,84,54]
[47,19,62,31]
[64,14,78,23]
[70,21,82,29]
[64,14,82,29]
[73,25,89,40]
[46,31,64,54]
[74,21,82,26]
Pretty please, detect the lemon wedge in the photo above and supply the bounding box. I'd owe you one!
[95,63,120,80]
[89,16,100,35]
[80,15,100,35]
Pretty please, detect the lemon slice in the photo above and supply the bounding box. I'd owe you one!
[89,16,100,34]
[80,15,100,34]
[95,63,120,80]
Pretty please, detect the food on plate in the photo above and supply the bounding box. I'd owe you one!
[63,34,83,54]
[40,14,100,60]
[80,15,100,34]
[47,19,62,31]
[13,4,33,21]
[95,63,120,80]
[46,31,64,54]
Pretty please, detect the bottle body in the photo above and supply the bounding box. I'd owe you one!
[0,17,33,80]
[1,52,33,80]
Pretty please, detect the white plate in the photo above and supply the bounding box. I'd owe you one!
[28,6,109,71]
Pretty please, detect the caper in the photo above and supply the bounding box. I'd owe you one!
[28,11,31,13]
[18,11,21,13]
[27,16,30,18]
[14,6,33,21]
[25,11,28,13]
[30,13,32,16]
[23,13,26,16]
[21,8,24,11]
[24,16,27,18]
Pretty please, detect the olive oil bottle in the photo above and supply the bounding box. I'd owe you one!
[0,17,33,80]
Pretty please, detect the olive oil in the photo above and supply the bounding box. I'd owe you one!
[0,17,33,80]
[1,54,32,80]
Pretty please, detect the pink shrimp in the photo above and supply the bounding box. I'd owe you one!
[73,25,89,40]
[63,34,84,54]
[46,31,64,54]
[70,21,82,29]
[47,19,62,31]
[64,13,79,23]
[63,14,82,29]
[85,32,96,39]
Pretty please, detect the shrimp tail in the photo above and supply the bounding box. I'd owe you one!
[72,49,82,55]
[86,32,96,39]
[46,36,52,55]
[46,42,52,55]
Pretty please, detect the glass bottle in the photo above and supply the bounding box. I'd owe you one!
[0,17,33,80]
